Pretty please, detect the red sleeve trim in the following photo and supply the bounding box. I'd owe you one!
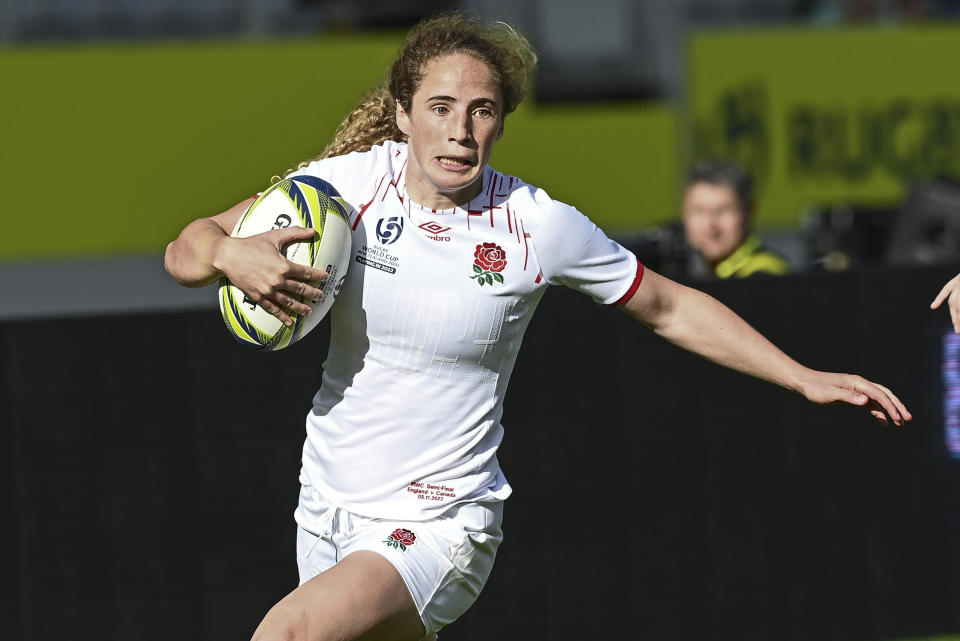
[612,260,645,306]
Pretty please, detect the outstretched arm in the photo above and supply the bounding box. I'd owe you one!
[621,267,911,426]
[164,197,328,326]
[931,272,960,334]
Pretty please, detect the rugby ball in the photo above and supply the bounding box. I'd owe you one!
[218,175,352,350]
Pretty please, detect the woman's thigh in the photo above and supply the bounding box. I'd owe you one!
[251,550,426,641]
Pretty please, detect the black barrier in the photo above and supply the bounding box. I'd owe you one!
[2,264,959,641]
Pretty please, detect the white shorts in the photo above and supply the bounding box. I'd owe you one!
[295,491,503,637]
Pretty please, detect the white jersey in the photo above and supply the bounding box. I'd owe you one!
[290,141,642,525]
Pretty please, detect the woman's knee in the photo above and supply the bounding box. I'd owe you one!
[250,552,426,641]
[250,600,312,641]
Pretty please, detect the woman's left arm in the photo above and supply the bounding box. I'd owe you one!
[621,267,911,426]
[931,272,960,333]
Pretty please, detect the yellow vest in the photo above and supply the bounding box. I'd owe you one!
[714,236,789,279]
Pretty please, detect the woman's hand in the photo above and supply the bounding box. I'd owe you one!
[213,226,328,327]
[796,370,911,427]
[931,273,960,333]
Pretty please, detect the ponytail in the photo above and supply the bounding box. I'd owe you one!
[280,84,405,178]
[317,84,405,160]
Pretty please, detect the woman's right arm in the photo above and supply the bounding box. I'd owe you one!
[164,197,328,326]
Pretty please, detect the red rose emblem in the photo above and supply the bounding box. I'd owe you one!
[391,529,416,546]
[470,242,507,287]
[384,528,416,550]
[474,242,507,273]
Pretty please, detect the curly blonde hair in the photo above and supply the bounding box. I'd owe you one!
[284,12,537,175]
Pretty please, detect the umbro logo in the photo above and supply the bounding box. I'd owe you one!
[419,222,451,235]
[418,221,452,242]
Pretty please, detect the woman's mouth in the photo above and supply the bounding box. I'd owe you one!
[437,156,474,169]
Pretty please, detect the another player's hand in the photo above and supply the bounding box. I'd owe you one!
[931,273,960,333]
[213,226,329,326]
[797,371,911,427]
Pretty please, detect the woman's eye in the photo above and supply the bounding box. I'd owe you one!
[475,108,492,118]
[432,105,448,115]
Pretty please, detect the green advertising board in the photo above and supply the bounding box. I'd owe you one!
[689,25,960,225]
[0,35,677,261]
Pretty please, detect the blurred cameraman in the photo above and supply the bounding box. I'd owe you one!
[681,159,789,279]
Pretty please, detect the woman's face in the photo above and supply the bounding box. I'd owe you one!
[396,53,504,210]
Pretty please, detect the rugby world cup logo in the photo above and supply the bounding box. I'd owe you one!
[376,216,404,245]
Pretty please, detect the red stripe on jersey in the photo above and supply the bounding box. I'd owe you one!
[521,220,531,271]
[354,174,387,230]
[506,203,513,234]
[535,270,543,284]
[486,177,502,228]
[466,209,483,230]
[386,158,408,203]
[612,260,645,306]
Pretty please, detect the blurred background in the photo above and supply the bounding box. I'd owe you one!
[3,0,960,315]
[2,2,960,641]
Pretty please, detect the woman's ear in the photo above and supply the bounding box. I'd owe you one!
[396,100,411,136]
